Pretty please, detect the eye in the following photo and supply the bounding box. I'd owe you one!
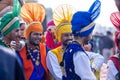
[16,29,19,32]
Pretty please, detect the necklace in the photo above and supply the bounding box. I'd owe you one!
[1,39,11,48]
[27,46,40,66]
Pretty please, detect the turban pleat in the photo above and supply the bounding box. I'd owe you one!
[20,3,45,39]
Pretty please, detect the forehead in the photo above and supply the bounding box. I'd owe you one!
[62,32,72,35]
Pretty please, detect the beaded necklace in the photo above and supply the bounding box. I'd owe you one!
[1,39,11,48]
[27,46,40,66]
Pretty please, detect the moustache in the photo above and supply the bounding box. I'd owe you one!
[65,40,72,45]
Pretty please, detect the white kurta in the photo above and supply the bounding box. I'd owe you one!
[46,51,62,80]
[46,51,104,80]
[107,60,118,80]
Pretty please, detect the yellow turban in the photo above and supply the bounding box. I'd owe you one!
[53,4,75,42]
[20,3,45,39]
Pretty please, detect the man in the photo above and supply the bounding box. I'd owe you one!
[106,12,120,80]
[0,0,25,79]
[46,4,75,80]
[62,0,101,80]
[83,40,104,80]
[46,19,61,49]
[18,3,49,80]
[101,31,114,63]
[0,46,25,80]
[0,0,21,48]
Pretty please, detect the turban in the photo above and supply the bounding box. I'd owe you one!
[20,3,45,39]
[71,0,101,37]
[53,4,75,42]
[46,19,55,30]
[110,12,120,48]
[110,12,120,30]
[0,0,21,37]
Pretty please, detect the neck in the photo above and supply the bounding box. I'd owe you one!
[62,45,67,51]
[74,38,83,47]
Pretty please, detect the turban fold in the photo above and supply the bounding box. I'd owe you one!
[71,0,101,37]
[20,3,45,39]
[110,12,120,30]
[110,12,120,48]
[53,4,75,42]
[46,19,55,30]
[0,0,21,36]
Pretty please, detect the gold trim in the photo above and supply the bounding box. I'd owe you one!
[76,22,95,34]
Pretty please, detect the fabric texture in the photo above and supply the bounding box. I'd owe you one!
[53,4,75,42]
[46,19,55,30]
[46,19,62,49]
[20,3,45,39]
[71,0,101,37]
[19,43,48,80]
[110,12,120,30]
[0,0,21,36]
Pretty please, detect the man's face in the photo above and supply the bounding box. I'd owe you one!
[61,32,73,46]
[28,32,42,46]
[7,28,20,42]
[83,43,92,51]
[20,23,25,36]
[114,0,120,11]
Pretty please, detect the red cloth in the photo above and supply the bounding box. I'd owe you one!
[110,12,120,30]
[109,57,120,72]
[46,30,61,49]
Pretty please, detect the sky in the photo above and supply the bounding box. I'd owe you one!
[38,0,118,27]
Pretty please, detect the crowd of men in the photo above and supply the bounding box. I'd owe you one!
[0,0,119,80]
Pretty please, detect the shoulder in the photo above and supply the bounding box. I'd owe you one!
[50,46,62,53]
[0,46,17,59]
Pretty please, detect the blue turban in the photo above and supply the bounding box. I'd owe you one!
[71,0,101,37]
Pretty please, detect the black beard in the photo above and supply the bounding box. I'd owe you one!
[30,42,39,46]
[63,40,72,47]
[29,38,39,46]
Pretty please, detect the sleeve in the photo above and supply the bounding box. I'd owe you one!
[73,51,96,80]
[107,60,118,80]
[46,51,62,80]
[87,51,104,70]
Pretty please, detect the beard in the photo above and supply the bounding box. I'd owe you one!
[30,41,39,46]
[29,37,40,46]
[62,39,72,47]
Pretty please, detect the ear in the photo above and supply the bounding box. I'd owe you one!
[88,0,101,21]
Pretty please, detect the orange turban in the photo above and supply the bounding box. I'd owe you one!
[20,3,45,39]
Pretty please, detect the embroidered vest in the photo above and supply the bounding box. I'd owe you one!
[51,46,63,64]
[63,42,88,80]
[19,43,48,80]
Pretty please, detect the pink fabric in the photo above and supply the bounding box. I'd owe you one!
[46,30,62,49]
[46,19,55,29]
[110,12,120,30]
